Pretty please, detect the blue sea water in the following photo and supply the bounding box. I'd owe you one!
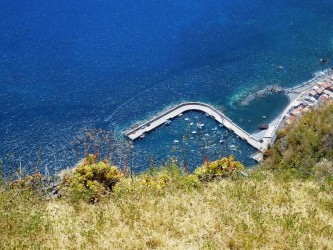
[1,0,333,173]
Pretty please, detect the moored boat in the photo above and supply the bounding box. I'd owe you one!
[140,133,146,139]
[258,124,269,130]
[165,119,172,125]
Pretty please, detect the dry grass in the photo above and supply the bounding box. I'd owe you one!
[2,171,330,249]
[0,189,50,249]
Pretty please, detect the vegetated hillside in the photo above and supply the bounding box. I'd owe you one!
[1,169,332,249]
[0,103,332,250]
[264,101,333,177]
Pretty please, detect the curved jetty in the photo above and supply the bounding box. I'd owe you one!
[124,102,267,152]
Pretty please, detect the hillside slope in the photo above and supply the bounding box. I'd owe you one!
[1,102,333,249]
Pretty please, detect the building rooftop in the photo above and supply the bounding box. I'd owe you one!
[315,87,325,94]
[324,90,333,98]
[321,82,332,89]
[286,115,297,125]
[308,90,317,96]
[291,107,303,116]
[318,95,329,105]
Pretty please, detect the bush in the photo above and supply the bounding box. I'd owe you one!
[263,101,333,176]
[194,156,245,181]
[314,158,333,182]
[179,174,201,189]
[61,159,122,203]
[114,162,201,197]
[10,173,43,192]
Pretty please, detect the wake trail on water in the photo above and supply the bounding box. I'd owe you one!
[104,82,166,123]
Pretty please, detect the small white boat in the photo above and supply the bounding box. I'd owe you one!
[178,113,183,117]
[219,139,225,144]
[195,116,199,119]
[185,118,189,121]
[190,123,194,126]
[140,134,146,139]
[173,140,179,143]
[211,127,217,131]
[204,133,209,137]
[165,119,172,125]
[205,113,209,117]
[197,123,204,128]
[192,131,197,134]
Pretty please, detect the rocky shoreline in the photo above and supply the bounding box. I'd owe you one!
[236,85,284,106]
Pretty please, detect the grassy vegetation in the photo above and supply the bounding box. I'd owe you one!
[1,169,332,249]
[0,187,50,249]
[264,101,333,178]
[0,102,332,249]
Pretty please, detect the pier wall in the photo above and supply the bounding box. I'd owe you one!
[124,102,266,152]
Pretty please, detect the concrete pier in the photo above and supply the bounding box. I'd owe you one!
[124,102,267,152]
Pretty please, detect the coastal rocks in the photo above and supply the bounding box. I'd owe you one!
[237,85,284,106]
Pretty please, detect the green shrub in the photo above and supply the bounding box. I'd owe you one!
[194,156,245,181]
[113,173,172,197]
[263,101,333,177]
[10,173,43,192]
[61,159,122,203]
[114,162,201,197]
[179,174,201,189]
[314,158,333,182]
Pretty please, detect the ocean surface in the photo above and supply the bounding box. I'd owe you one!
[1,0,333,173]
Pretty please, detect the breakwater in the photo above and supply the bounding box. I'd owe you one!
[124,102,267,152]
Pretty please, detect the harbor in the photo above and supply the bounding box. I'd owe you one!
[124,102,267,152]
[124,69,333,162]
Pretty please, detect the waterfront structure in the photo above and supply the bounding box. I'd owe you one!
[124,70,333,162]
[124,102,268,152]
